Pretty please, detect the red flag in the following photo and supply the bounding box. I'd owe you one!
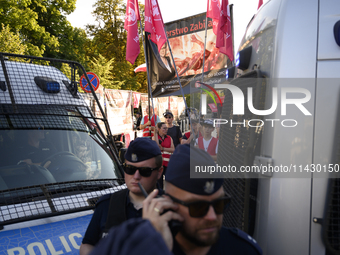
[207,0,220,35]
[258,0,263,10]
[145,0,167,51]
[216,0,234,61]
[124,0,140,64]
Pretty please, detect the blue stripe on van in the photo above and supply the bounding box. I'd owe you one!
[0,214,92,255]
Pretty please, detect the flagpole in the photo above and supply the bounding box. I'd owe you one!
[201,18,208,83]
[230,4,235,65]
[199,15,209,124]
[138,20,155,137]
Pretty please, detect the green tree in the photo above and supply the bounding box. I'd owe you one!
[0,24,27,54]
[0,0,60,56]
[86,0,147,92]
[0,0,88,66]
[90,54,123,89]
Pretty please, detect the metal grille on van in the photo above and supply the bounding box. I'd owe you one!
[323,179,340,255]
[0,179,125,228]
[323,95,340,255]
[219,70,266,235]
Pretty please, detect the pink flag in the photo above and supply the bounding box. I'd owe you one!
[144,0,167,51]
[207,0,220,35]
[124,0,140,64]
[216,0,234,61]
[258,0,263,10]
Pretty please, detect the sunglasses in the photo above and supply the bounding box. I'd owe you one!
[166,194,231,218]
[123,163,159,177]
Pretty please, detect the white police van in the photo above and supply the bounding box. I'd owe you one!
[0,53,125,254]
[213,0,340,254]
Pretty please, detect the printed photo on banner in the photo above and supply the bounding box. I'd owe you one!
[145,13,232,97]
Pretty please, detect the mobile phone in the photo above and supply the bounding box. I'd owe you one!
[138,182,182,238]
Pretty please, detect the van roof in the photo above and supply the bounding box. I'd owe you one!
[0,60,86,107]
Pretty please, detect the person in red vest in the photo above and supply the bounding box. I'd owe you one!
[181,118,203,145]
[196,119,218,161]
[139,105,161,138]
[154,122,174,188]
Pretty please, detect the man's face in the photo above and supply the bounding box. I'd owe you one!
[164,114,173,124]
[202,125,214,136]
[125,157,162,195]
[165,183,224,247]
[191,122,198,133]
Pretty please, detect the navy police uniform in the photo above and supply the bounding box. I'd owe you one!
[166,144,262,255]
[82,137,162,247]
[89,218,171,255]
[82,189,141,245]
[89,144,262,255]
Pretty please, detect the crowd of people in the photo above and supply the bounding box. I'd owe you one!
[79,109,263,255]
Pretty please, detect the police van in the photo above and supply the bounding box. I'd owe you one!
[0,53,125,254]
[214,0,340,254]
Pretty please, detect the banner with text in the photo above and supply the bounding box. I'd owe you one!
[146,12,231,97]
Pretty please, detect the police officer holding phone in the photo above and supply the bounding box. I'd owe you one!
[89,145,262,255]
[143,144,262,254]
[80,138,163,255]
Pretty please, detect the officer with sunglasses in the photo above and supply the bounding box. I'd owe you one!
[80,138,164,255]
[88,145,262,255]
[142,144,262,255]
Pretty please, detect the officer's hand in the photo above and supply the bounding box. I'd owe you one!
[146,120,152,126]
[142,190,183,251]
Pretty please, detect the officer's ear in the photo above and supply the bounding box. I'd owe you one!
[157,166,163,180]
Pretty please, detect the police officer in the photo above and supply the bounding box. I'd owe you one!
[89,145,262,255]
[79,138,163,255]
[143,144,262,255]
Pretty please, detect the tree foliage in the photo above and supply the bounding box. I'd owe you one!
[89,54,123,89]
[0,24,27,55]
[86,0,147,92]
[0,0,89,66]
[0,0,148,93]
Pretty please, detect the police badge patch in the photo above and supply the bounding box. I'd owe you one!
[131,153,138,162]
[204,181,215,194]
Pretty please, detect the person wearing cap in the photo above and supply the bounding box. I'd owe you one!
[195,119,218,161]
[139,105,161,138]
[163,111,182,147]
[142,144,263,255]
[79,138,163,255]
[88,145,262,255]
[154,122,175,188]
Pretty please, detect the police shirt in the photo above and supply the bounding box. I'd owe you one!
[82,189,142,246]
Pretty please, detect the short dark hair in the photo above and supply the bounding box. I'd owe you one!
[157,122,166,129]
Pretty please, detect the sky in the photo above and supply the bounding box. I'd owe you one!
[67,0,266,53]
